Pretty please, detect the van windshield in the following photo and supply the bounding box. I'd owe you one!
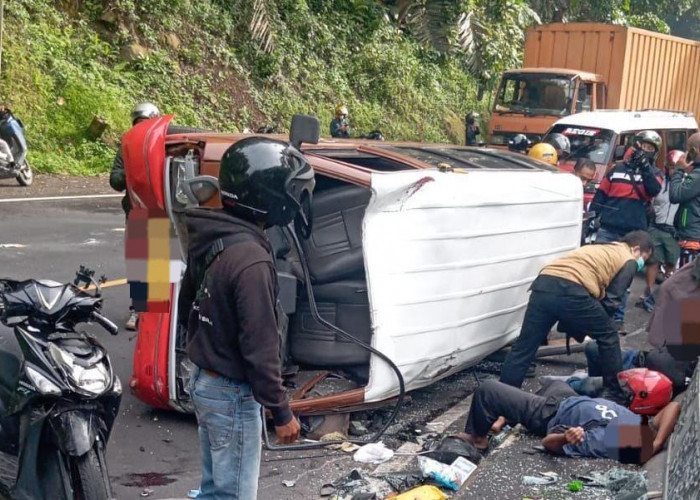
[547,124,615,164]
[494,73,575,117]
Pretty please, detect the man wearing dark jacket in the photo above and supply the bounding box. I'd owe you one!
[500,231,654,404]
[670,132,700,265]
[110,102,162,331]
[178,137,314,499]
[591,131,663,326]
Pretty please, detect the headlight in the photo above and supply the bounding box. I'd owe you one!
[490,135,506,145]
[26,365,62,395]
[175,160,189,205]
[49,344,111,396]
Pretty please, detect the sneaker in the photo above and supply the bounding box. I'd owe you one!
[125,310,139,331]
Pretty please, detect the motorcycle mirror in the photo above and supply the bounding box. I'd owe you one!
[290,114,320,150]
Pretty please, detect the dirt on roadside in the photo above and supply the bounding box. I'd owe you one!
[0,174,114,199]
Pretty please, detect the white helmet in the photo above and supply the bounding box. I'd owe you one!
[130,102,161,125]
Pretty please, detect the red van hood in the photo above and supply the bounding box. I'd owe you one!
[122,115,174,211]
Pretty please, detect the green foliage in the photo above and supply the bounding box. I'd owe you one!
[6,0,699,176]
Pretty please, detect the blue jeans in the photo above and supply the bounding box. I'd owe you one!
[595,227,629,322]
[189,366,262,500]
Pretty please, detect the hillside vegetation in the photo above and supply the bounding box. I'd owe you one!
[4,0,699,175]
[2,0,488,175]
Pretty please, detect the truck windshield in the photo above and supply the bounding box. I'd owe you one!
[547,124,615,164]
[494,74,575,117]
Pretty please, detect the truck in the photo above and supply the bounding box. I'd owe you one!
[488,22,700,147]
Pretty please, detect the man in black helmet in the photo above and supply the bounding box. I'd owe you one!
[508,134,531,154]
[591,130,663,329]
[179,137,313,499]
[110,102,161,331]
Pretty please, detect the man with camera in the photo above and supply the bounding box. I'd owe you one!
[670,132,700,266]
[591,131,663,328]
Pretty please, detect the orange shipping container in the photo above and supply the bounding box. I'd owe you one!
[489,23,700,145]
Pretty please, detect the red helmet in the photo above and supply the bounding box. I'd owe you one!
[618,368,672,415]
[667,149,685,166]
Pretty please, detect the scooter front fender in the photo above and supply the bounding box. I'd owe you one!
[48,410,100,457]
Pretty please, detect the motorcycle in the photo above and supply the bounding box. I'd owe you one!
[0,266,121,500]
[0,107,33,186]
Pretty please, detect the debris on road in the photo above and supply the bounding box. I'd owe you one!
[578,468,648,499]
[522,471,559,485]
[282,480,296,487]
[418,456,470,491]
[326,468,394,499]
[320,431,349,442]
[380,472,423,492]
[568,480,584,492]
[393,485,448,499]
[424,435,482,465]
[139,488,153,497]
[353,442,395,464]
[349,420,369,436]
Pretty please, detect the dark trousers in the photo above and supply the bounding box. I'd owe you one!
[500,277,623,394]
[465,379,576,437]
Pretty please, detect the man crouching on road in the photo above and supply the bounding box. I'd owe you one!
[459,378,680,462]
[178,137,315,499]
[499,230,654,404]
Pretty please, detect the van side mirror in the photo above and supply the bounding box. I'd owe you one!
[184,176,219,205]
[614,145,626,161]
[290,114,320,150]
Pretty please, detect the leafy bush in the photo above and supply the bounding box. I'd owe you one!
[3,0,490,175]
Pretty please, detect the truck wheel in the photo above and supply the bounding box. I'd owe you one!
[16,161,33,186]
[70,448,109,500]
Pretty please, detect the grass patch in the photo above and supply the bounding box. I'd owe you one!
[3,0,492,175]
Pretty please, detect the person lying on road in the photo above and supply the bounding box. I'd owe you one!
[458,378,680,463]
[499,230,655,405]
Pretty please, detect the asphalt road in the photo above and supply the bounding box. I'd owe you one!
[0,177,659,500]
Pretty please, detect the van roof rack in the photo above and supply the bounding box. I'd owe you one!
[636,109,695,117]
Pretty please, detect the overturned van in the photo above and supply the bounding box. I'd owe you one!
[122,115,583,415]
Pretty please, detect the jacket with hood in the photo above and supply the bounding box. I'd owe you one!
[669,161,700,241]
[178,208,292,426]
[591,159,663,234]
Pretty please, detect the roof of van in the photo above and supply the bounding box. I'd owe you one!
[552,110,699,134]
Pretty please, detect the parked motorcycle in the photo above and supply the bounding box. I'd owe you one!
[0,266,121,500]
[0,107,33,186]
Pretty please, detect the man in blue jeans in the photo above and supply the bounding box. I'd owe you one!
[179,137,316,499]
[592,131,663,329]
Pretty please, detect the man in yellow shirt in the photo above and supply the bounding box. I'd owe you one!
[500,231,654,404]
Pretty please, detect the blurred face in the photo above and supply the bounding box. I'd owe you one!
[576,166,596,187]
[640,142,656,154]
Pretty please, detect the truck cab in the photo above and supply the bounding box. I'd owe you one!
[489,68,605,147]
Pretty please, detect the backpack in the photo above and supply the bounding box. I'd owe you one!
[186,232,290,368]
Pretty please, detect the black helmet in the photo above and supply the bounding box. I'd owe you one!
[508,134,530,152]
[467,112,478,123]
[219,137,315,235]
[545,133,571,157]
[635,130,662,151]
[634,130,663,163]
[366,130,384,141]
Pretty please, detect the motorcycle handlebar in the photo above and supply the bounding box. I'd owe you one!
[91,311,119,336]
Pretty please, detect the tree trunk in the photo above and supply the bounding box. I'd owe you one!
[87,115,110,139]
